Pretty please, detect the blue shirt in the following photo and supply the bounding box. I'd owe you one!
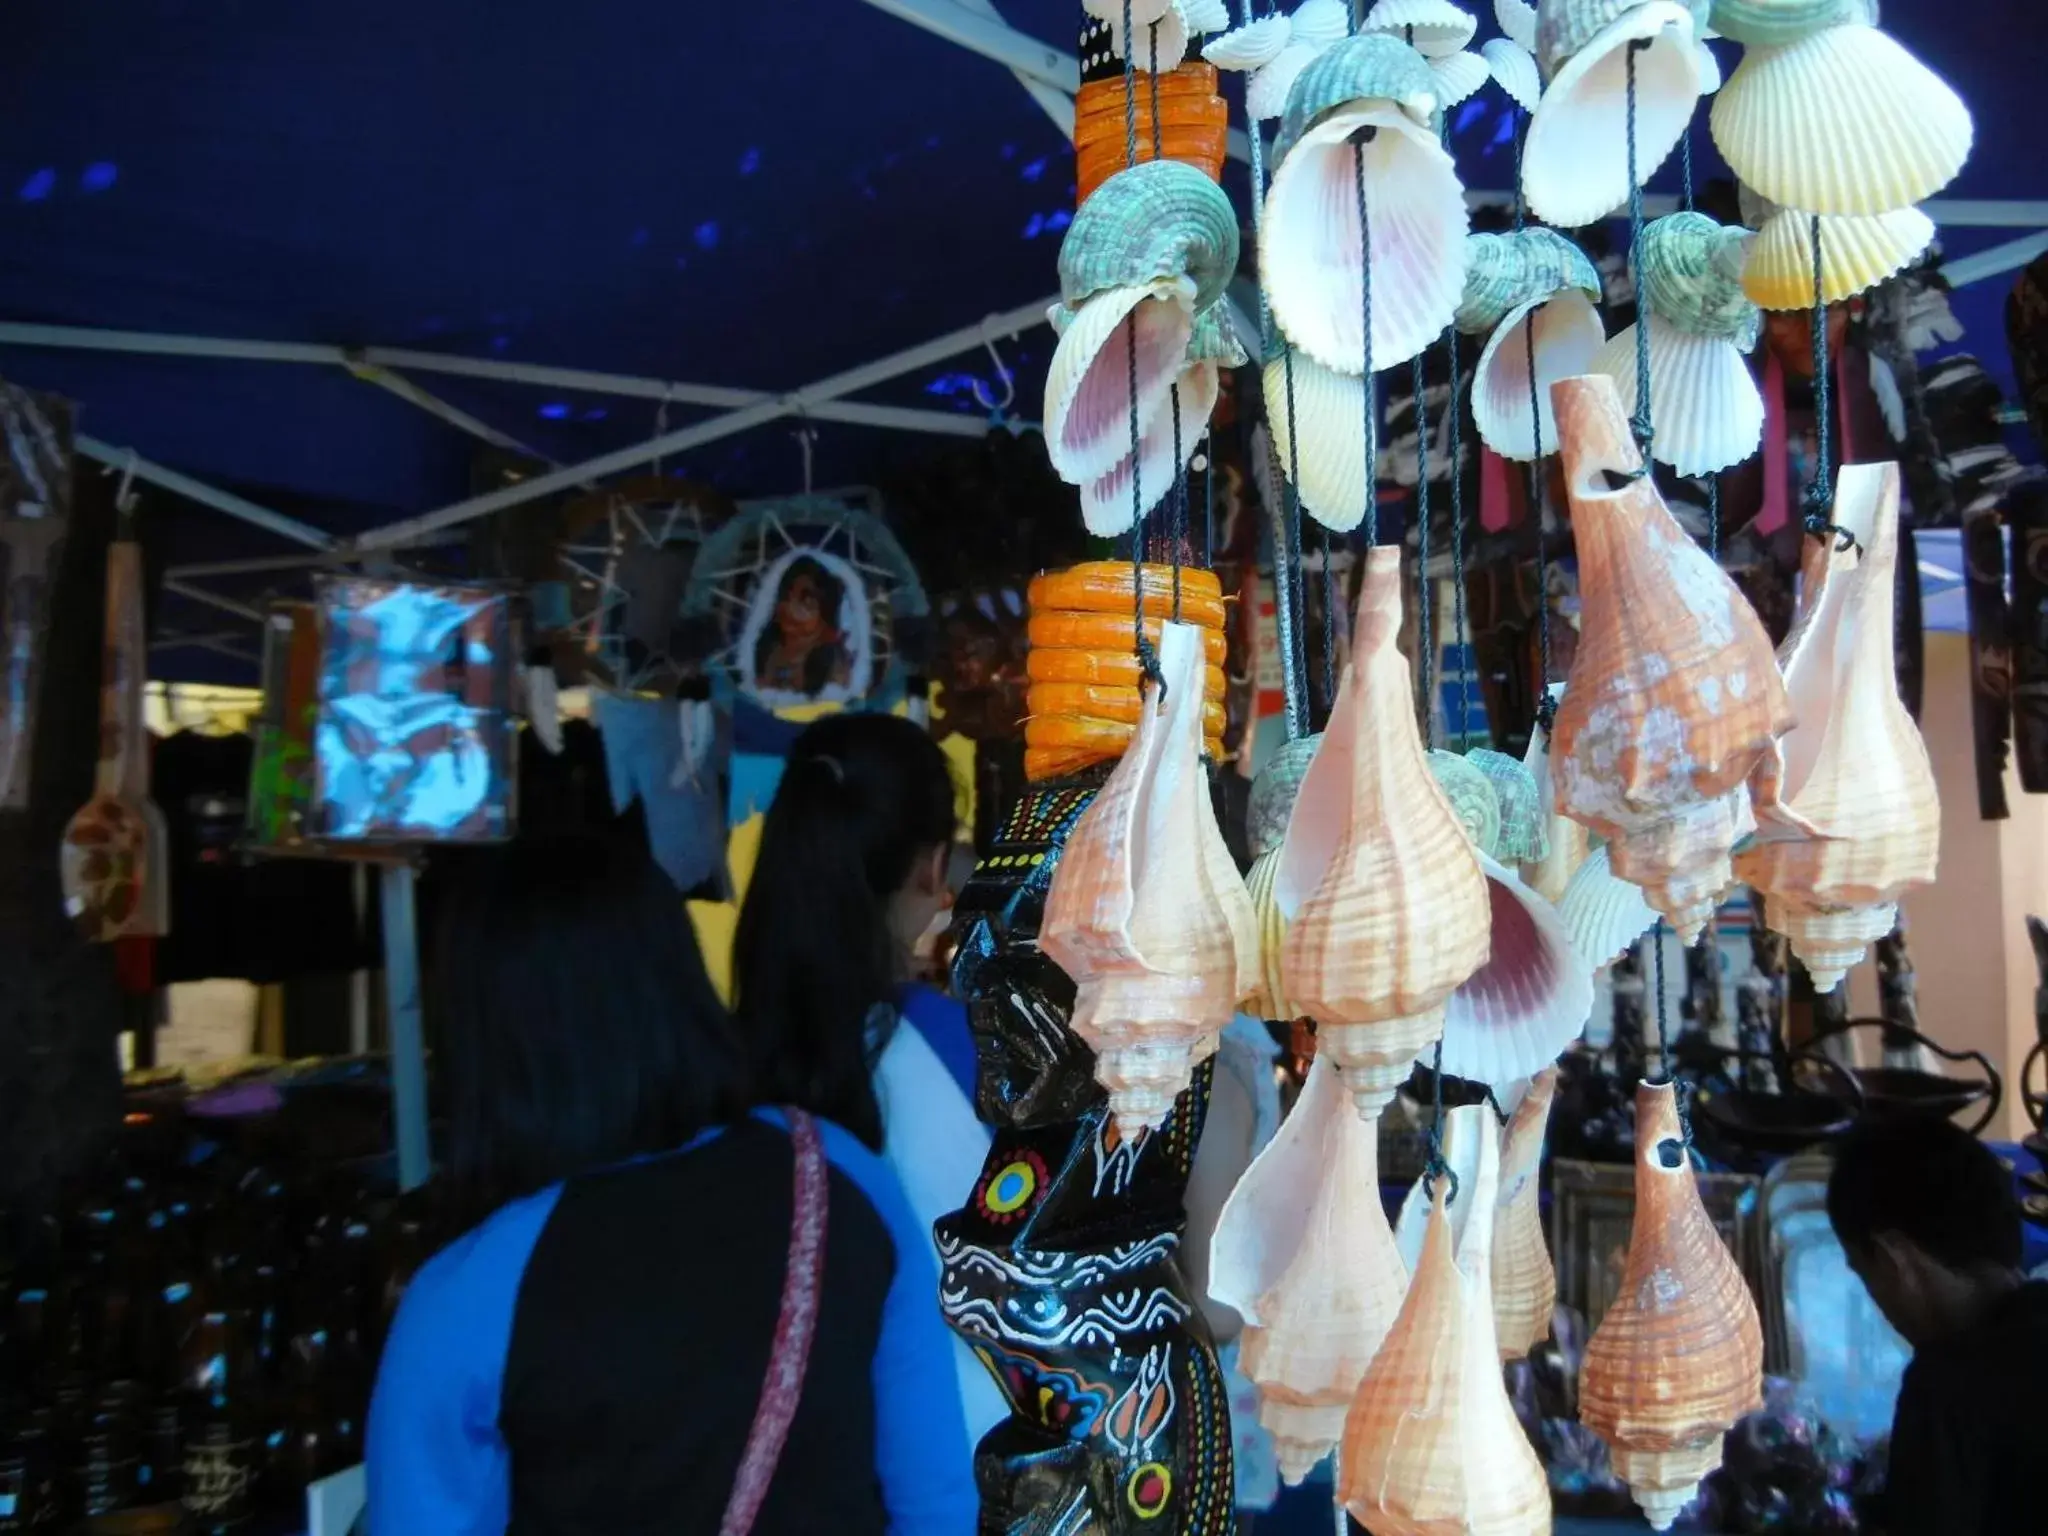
[366,1108,975,1534]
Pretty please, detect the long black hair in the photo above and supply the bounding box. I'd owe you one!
[733,712,957,1150]
[431,831,747,1212]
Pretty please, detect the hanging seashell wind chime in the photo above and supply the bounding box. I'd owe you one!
[1020,0,1977,1528]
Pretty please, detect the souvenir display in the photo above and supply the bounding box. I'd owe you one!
[245,603,322,849]
[1579,1082,1765,1530]
[1737,463,1940,989]
[939,557,1238,1534]
[308,577,517,845]
[1338,1104,1550,1535]
[1493,1068,1560,1361]
[0,379,72,811]
[59,522,161,941]
[680,492,929,714]
[1594,212,1766,478]
[1210,1053,1408,1482]
[1549,374,1793,944]
[1278,549,1491,1120]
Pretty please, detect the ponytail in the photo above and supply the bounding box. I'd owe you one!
[733,712,957,1150]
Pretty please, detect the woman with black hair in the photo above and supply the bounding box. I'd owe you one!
[733,710,1006,1444]
[365,832,974,1535]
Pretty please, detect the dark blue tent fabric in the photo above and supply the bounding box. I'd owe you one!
[0,1,2037,677]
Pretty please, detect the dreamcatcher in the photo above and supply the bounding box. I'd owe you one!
[551,475,737,696]
[681,490,929,714]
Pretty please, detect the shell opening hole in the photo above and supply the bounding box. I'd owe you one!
[1656,1137,1685,1169]
[1347,125,1379,147]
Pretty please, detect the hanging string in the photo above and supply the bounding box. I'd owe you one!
[1624,39,1655,467]
[1679,119,1723,560]
[1122,0,1159,688]
[1319,527,1338,712]
[1512,108,1527,234]
[1123,0,1139,166]
[1282,346,1315,716]
[1415,349,1435,748]
[1681,126,1695,212]
[1356,138,1378,545]
[1238,0,1307,741]
[1203,432,1215,566]
[1425,1036,1458,1205]
[1441,114,1470,747]
[1802,216,1854,551]
[1147,16,1190,625]
[1528,318,1555,735]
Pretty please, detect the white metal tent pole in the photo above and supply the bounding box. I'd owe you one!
[1942,229,2048,289]
[352,295,1059,550]
[345,360,570,469]
[162,577,266,625]
[947,0,1078,134]
[1,323,996,438]
[75,434,337,550]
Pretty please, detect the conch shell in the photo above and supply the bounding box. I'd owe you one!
[1549,373,1793,945]
[1339,1104,1552,1534]
[1735,462,1939,990]
[1458,227,1606,462]
[1279,546,1492,1119]
[1039,617,1258,1132]
[1593,212,1764,477]
[1264,36,1469,376]
[1492,1069,1559,1360]
[1217,1053,1411,1483]
[1580,1080,1764,1530]
[1524,1,1703,229]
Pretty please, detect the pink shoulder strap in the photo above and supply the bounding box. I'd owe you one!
[718,1109,829,1536]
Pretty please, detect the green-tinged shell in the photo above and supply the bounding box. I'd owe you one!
[1466,748,1550,864]
[1428,748,1503,858]
[1454,227,1601,334]
[1247,733,1321,859]
[1536,0,1694,78]
[1273,32,1438,165]
[1059,160,1241,313]
[1188,307,1249,368]
[1639,211,1762,346]
[1708,0,1873,47]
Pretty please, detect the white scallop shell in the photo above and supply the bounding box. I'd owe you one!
[1695,36,1723,94]
[1080,360,1220,535]
[1557,842,1659,970]
[1495,0,1537,53]
[1107,1,1194,73]
[1431,49,1492,109]
[1204,14,1292,71]
[1711,23,1973,216]
[1523,2,1702,229]
[1362,0,1479,59]
[1292,0,1355,49]
[1742,204,1936,311]
[1263,103,1470,375]
[1264,350,1375,533]
[1482,36,1542,114]
[1437,853,1595,1089]
[1592,315,1765,478]
[1471,290,1606,462]
[1043,278,1197,485]
[1247,39,1327,121]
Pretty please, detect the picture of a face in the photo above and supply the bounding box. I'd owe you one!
[751,555,854,699]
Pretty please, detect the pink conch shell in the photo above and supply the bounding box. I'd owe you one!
[1438,854,1594,1090]
[1219,1053,1410,1483]
[1341,1103,1551,1535]
[1735,463,1939,990]
[1041,619,1259,1133]
[1492,1068,1558,1360]
[1280,546,1492,1119]
[1580,1081,1764,1530]
[1549,373,1793,945]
